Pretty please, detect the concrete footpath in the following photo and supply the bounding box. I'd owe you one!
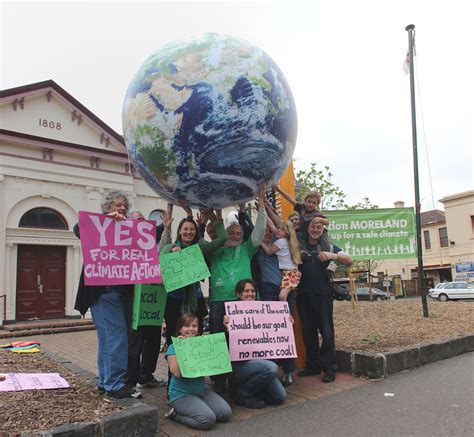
[207,352,474,437]
[9,330,368,436]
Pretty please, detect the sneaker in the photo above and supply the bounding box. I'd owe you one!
[297,368,321,377]
[165,407,177,421]
[282,372,293,387]
[233,392,265,409]
[106,384,142,399]
[137,377,166,388]
[322,372,336,383]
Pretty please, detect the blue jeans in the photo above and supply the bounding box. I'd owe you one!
[229,360,286,404]
[90,288,130,392]
[170,388,232,430]
[259,288,296,374]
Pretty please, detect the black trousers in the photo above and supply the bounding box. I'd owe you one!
[127,324,162,385]
[296,293,336,372]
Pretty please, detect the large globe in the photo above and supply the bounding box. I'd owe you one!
[122,33,297,208]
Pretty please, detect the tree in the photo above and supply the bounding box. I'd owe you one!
[295,162,379,281]
[295,162,378,210]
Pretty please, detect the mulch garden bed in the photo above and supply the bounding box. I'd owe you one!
[0,349,120,436]
[334,299,474,352]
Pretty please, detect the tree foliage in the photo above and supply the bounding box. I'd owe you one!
[295,162,378,210]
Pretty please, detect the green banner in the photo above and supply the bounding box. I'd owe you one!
[132,283,167,329]
[171,333,232,378]
[325,207,416,260]
[160,244,210,292]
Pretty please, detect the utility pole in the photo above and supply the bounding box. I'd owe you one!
[405,24,429,317]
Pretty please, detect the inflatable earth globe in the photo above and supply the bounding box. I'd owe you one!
[122,33,297,208]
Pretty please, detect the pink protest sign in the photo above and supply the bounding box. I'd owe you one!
[78,211,161,285]
[0,373,69,391]
[226,301,297,362]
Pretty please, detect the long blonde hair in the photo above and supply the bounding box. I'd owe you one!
[281,220,301,265]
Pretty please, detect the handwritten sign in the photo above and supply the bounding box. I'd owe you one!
[132,283,167,329]
[160,245,210,293]
[78,211,161,285]
[0,373,69,392]
[171,333,232,378]
[226,301,297,362]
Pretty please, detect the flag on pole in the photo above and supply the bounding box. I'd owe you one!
[403,51,410,74]
[403,31,416,74]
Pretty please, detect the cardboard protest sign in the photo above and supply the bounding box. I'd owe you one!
[78,211,161,285]
[0,373,69,392]
[226,301,297,362]
[160,244,210,293]
[171,333,232,378]
[131,283,167,329]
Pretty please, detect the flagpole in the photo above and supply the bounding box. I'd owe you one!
[405,24,429,317]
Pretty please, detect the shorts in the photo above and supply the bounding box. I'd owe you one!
[281,269,301,289]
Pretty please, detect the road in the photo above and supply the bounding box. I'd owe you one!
[209,352,474,436]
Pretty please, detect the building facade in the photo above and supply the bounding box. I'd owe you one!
[377,193,474,289]
[0,81,180,323]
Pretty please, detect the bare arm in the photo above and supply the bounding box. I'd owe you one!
[260,241,280,256]
[166,354,182,378]
[318,251,353,266]
[274,186,297,207]
[264,199,282,227]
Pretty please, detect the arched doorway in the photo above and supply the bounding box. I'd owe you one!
[16,208,68,321]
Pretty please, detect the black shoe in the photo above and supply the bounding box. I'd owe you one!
[106,384,142,399]
[281,372,294,387]
[233,392,265,409]
[322,372,336,383]
[297,368,321,377]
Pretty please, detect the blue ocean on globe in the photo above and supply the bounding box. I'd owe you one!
[122,33,297,208]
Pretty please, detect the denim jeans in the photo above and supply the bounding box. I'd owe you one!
[296,293,336,372]
[170,388,232,430]
[259,288,295,374]
[90,288,131,392]
[229,360,286,404]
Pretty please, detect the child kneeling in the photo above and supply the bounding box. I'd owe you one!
[165,313,232,430]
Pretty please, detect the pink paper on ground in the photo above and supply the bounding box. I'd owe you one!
[226,301,297,362]
[78,211,161,285]
[0,373,69,391]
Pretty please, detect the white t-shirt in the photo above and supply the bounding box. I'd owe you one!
[274,238,298,271]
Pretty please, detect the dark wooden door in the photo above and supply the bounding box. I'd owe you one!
[16,245,66,321]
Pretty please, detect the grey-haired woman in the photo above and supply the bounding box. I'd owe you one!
[74,190,140,399]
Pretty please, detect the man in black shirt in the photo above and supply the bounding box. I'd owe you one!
[297,219,352,383]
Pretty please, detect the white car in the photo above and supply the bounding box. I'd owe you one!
[428,282,474,301]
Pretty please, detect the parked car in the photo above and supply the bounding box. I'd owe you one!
[355,287,389,301]
[428,282,474,301]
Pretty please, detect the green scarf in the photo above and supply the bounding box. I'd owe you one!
[174,240,199,314]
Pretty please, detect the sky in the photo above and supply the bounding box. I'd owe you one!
[1,0,473,211]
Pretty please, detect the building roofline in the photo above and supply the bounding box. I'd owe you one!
[0,80,125,145]
[439,190,474,203]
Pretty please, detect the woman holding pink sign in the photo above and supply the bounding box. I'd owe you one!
[223,279,287,409]
[74,190,141,399]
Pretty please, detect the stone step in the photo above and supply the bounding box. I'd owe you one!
[0,324,96,339]
[3,319,94,332]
